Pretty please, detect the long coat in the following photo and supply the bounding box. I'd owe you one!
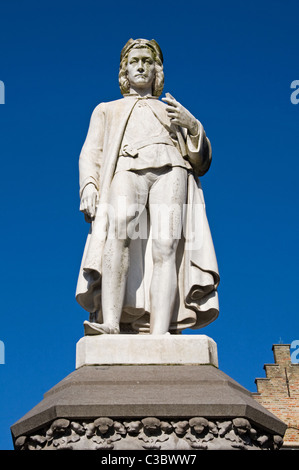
[75,95,220,333]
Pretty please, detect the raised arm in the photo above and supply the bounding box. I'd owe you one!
[162,93,212,176]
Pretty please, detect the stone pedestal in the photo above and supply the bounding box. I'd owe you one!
[76,334,219,368]
[11,335,287,450]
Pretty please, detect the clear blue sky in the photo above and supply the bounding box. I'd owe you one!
[0,0,298,450]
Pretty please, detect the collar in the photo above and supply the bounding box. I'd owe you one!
[123,93,159,100]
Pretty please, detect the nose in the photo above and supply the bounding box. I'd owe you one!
[137,60,144,72]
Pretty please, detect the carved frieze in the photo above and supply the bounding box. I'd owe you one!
[14,416,283,450]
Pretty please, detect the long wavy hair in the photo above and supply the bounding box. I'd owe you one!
[119,43,164,97]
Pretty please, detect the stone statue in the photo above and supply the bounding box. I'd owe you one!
[76,38,220,335]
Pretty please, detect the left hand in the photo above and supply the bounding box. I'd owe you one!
[162,93,199,136]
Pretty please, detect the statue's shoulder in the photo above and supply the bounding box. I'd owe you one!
[92,97,132,116]
[93,98,124,111]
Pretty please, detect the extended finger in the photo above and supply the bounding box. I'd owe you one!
[166,107,178,115]
[165,92,176,101]
[162,95,178,106]
[166,93,180,105]
[162,98,178,108]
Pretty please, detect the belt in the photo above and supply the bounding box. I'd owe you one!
[120,135,175,157]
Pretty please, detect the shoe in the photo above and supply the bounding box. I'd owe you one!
[83,320,120,335]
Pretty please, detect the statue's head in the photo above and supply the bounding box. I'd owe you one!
[119,38,164,97]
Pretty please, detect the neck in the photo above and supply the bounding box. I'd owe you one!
[129,85,153,97]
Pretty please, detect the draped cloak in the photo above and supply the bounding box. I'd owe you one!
[75,95,220,333]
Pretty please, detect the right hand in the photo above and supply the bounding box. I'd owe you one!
[80,184,99,220]
[162,93,199,136]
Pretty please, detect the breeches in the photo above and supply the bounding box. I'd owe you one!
[106,166,188,244]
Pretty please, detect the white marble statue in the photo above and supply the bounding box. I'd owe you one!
[76,38,220,335]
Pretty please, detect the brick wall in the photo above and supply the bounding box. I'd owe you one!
[252,344,299,448]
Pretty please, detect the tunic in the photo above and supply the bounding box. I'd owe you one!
[116,97,191,173]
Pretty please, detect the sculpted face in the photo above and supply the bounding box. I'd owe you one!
[126,47,156,94]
